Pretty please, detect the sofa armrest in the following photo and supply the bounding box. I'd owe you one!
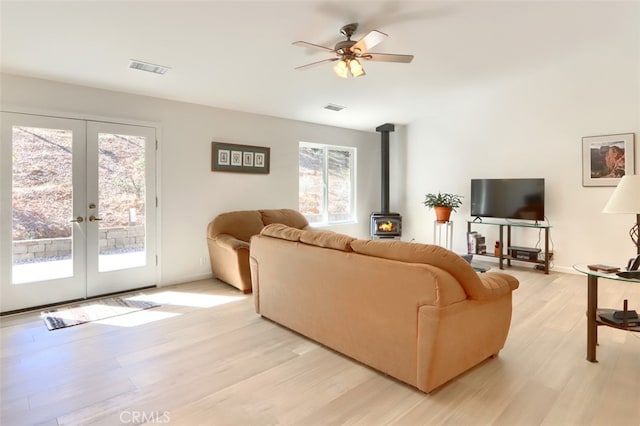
[213,234,251,252]
[475,272,519,300]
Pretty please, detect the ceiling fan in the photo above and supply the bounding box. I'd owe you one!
[293,23,414,78]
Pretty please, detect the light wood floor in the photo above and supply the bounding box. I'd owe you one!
[2,267,640,426]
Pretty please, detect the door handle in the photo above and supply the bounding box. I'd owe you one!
[70,216,84,223]
[88,215,103,222]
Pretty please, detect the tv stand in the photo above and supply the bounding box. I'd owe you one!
[467,220,552,274]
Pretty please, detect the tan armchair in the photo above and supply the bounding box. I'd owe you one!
[206,209,309,292]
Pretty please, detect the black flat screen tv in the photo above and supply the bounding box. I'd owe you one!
[470,178,545,221]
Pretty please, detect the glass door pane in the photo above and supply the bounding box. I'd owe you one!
[96,132,147,272]
[11,126,75,283]
[86,121,157,297]
[1,113,86,312]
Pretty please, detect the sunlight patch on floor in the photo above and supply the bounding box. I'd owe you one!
[95,309,180,327]
[126,291,245,308]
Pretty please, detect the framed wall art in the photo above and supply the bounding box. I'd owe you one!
[212,142,270,174]
[582,133,634,187]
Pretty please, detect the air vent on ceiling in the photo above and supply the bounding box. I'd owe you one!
[129,59,170,75]
[324,104,346,112]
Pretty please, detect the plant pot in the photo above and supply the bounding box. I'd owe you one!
[434,206,452,223]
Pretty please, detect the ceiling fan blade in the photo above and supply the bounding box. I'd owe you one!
[292,41,335,53]
[294,57,338,71]
[351,30,388,54]
[363,53,414,63]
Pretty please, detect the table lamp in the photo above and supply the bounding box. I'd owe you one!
[602,174,640,255]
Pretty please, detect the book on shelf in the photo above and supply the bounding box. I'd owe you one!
[467,232,477,254]
[467,232,487,254]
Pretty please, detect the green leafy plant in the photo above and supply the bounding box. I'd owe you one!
[422,192,463,211]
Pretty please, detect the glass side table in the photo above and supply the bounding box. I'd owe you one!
[573,264,640,362]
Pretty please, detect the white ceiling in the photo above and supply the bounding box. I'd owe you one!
[0,1,630,131]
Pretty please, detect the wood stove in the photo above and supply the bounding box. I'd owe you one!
[370,123,402,240]
[371,212,402,239]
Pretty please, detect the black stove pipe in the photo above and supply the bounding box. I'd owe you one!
[375,123,395,214]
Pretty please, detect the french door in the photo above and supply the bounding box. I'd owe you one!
[0,112,157,312]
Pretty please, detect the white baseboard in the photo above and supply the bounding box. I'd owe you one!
[158,272,213,287]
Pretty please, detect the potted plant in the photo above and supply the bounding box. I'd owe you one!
[423,192,463,223]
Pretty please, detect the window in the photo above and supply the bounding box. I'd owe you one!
[299,142,356,225]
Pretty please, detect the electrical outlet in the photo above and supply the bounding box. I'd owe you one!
[199,256,207,266]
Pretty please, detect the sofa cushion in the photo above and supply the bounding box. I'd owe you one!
[209,210,264,242]
[350,239,483,294]
[350,239,440,262]
[260,209,309,229]
[299,229,354,251]
[260,223,303,241]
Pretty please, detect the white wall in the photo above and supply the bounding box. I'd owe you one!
[402,2,640,272]
[3,1,637,281]
[1,73,384,285]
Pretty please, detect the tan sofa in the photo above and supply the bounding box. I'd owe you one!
[249,224,519,393]
[206,209,309,293]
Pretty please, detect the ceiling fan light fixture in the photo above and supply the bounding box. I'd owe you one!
[333,59,349,79]
[333,57,366,78]
[349,58,366,77]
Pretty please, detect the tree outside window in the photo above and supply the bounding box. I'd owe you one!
[299,142,356,225]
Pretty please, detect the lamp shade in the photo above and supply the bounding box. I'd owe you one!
[349,58,366,77]
[602,174,640,214]
[333,60,349,79]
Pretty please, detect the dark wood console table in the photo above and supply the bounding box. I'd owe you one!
[573,265,640,362]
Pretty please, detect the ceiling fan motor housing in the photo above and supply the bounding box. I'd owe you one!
[340,23,358,38]
[335,40,357,55]
[336,23,359,55]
